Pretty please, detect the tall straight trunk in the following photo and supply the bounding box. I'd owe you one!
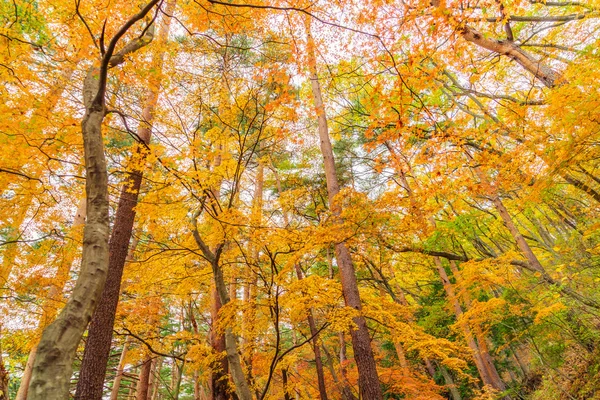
[147,358,158,400]
[136,357,153,400]
[305,20,383,400]
[75,5,174,399]
[150,357,163,400]
[110,338,131,400]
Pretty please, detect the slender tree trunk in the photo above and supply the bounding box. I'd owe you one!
[281,368,292,400]
[468,158,599,308]
[211,261,252,400]
[0,329,8,400]
[147,358,159,400]
[439,364,462,400]
[110,338,131,400]
[192,156,251,400]
[137,357,153,400]
[75,5,174,399]
[151,357,163,400]
[321,344,357,400]
[305,19,383,400]
[210,286,229,400]
[448,261,506,392]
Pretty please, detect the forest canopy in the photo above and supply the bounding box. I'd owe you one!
[1,0,600,399]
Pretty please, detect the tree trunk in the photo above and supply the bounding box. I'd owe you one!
[28,77,110,400]
[305,19,383,400]
[281,368,292,400]
[439,364,462,400]
[212,260,252,400]
[448,261,506,392]
[0,331,8,400]
[136,357,153,400]
[110,338,131,400]
[75,5,174,399]
[435,258,493,388]
[16,197,87,400]
[273,165,328,400]
[299,268,329,400]
[27,4,159,398]
[210,286,229,400]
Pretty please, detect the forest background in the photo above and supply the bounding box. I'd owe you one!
[1,0,600,399]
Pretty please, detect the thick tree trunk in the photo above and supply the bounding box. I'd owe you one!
[75,5,174,399]
[28,90,110,400]
[305,20,383,400]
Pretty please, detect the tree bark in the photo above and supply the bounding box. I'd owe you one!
[27,4,160,397]
[136,357,153,400]
[14,196,86,400]
[74,4,174,399]
[305,19,383,400]
[191,154,251,400]
[210,286,229,400]
[435,258,494,388]
[448,261,506,392]
[28,70,111,400]
[439,364,462,400]
[0,329,8,400]
[110,338,131,400]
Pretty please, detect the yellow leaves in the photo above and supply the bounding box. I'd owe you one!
[280,275,342,324]
[533,300,566,325]
[457,297,508,332]
[327,306,361,332]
